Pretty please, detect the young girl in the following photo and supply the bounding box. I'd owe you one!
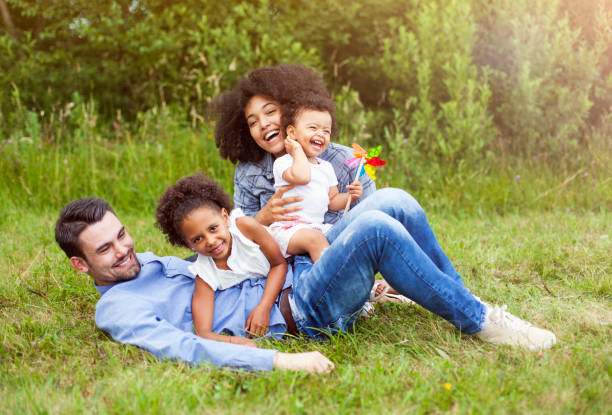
[155,174,288,346]
[269,93,363,262]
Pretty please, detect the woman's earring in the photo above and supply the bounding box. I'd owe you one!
[191,248,196,252]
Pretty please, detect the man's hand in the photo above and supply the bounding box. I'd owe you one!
[255,185,303,226]
[245,304,271,338]
[273,351,335,374]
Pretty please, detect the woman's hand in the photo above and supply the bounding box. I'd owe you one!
[255,185,303,226]
[347,180,363,201]
[245,303,272,338]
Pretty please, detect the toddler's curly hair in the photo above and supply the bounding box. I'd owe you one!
[281,92,337,139]
[155,174,233,247]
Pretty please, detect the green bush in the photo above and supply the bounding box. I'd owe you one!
[0,0,321,119]
[1,0,611,170]
[378,0,495,173]
[473,0,612,161]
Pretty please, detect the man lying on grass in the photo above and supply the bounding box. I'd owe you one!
[54,195,556,373]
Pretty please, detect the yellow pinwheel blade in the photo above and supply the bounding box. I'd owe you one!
[364,164,376,181]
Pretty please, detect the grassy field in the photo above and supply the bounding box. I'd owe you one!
[1,204,610,414]
[1,106,611,413]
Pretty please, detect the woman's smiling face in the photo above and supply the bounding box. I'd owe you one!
[244,95,286,158]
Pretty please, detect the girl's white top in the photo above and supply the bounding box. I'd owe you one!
[188,208,271,291]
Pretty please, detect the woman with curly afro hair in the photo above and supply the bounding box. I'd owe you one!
[207,65,557,352]
[212,64,376,227]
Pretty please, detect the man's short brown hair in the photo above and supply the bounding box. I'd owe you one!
[55,197,115,258]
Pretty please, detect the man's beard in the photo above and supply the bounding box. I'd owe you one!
[90,250,141,284]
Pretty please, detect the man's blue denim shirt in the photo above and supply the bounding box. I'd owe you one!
[94,253,290,371]
[233,142,376,222]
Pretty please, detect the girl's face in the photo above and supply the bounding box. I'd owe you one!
[244,95,285,158]
[180,206,232,266]
[286,109,332,160]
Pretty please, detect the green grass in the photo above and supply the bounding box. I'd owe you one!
[1,105,611,413]
[1,206,610,414]
[2,100,611,216]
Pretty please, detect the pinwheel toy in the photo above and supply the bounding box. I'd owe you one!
[343,143,387,214]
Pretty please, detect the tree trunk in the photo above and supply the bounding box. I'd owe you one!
[0,0,18,41]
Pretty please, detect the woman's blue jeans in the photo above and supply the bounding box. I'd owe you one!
[290,188,486,338]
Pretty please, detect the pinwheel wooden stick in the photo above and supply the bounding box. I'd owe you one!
[342,143,387,216]
[343,156,366,214]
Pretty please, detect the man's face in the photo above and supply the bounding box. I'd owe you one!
[70,211,141,286]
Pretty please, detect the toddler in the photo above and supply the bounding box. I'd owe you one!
[269,93,362,262]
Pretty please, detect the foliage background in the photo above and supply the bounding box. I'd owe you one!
[1,1,611,414]
[1,0,611,215]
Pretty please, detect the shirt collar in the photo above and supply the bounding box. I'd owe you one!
[94,252,195,296]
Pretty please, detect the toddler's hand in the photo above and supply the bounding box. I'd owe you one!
[347,180,363,201]
[284,137,303,157]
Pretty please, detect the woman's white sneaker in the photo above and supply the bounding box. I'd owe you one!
[477,305,556,351]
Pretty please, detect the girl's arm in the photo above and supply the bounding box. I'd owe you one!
[328,181,363,211]
[282,138,310,185]
[192,277,256,347]
[236,216,287,337]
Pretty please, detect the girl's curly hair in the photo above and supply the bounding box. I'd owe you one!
[155,174,233,248]
[281,92,337,139]
[212,64,331,164]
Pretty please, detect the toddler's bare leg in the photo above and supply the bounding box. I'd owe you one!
[287,228,330,262]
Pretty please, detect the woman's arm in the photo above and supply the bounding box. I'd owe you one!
[192,277,256,346]
[236,216,287,337]
[328,181,363,211]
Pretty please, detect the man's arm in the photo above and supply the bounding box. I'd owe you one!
[96,294,276,370]
[95,293,334,373]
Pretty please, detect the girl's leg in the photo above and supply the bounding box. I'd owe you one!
[292,211,485,338]
[327,188,463,283]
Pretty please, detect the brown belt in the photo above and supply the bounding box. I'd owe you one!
[279,287,298,336]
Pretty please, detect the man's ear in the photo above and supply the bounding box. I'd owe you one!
[70,256,89,273]
[286,125,295,139]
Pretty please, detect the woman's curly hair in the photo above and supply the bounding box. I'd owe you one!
[155,174,233,248]
[212,64,332,164]
[281,92,337,139]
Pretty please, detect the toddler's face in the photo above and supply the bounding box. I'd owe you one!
[287,109,332,160]
[180,206,232,265]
